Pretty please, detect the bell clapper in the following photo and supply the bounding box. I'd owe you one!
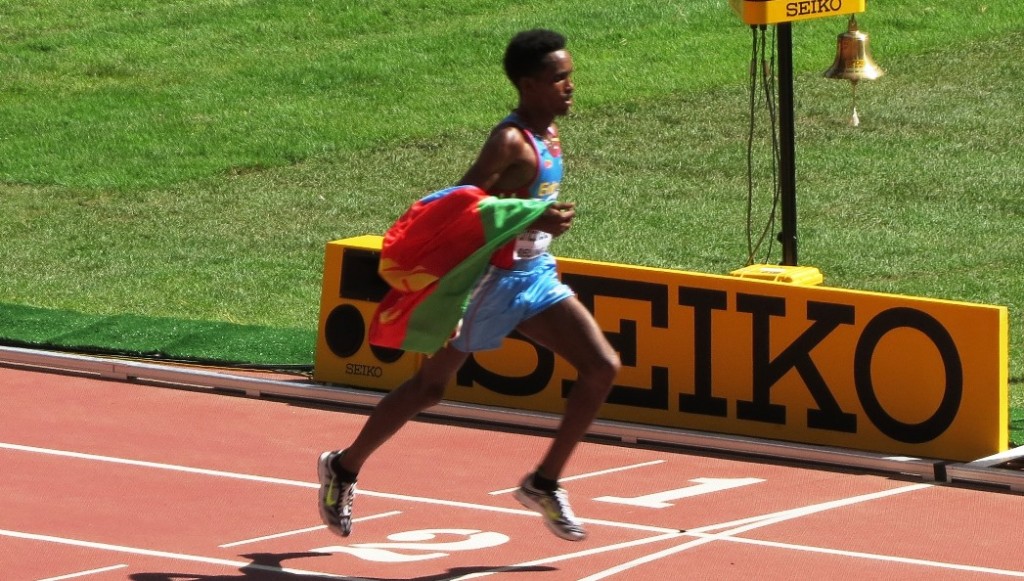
[823,15,882,127]
[850,79,860,127]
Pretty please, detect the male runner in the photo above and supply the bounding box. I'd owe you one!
[318,29,619,542]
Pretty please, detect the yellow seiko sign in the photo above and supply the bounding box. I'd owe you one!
[314,236,1008,462]
[730,0,865,25]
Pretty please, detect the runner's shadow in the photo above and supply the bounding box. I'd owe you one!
[128,552,555,580]
[129,552,335,580]
[369,565,557,581]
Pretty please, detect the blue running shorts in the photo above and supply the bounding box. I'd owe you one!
[449,253,574,353]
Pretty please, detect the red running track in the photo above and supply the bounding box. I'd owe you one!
[1,361,1023,580]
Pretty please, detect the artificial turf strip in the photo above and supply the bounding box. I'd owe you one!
[0,303,314,369]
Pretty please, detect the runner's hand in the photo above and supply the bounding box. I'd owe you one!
[532,202,576,237]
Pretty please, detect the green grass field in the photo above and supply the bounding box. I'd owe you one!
[1,1,1021,439]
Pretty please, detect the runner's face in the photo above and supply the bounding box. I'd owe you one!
[528,50,574,116]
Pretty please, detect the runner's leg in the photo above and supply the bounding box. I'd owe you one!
[515,296,619,480]
[338,344,470,474]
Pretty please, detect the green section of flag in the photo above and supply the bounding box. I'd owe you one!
[399,197,552,354]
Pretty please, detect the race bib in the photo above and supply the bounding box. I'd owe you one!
[513,229,552,260]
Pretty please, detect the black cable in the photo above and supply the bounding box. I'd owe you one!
[745,25,783,266]
[746,26,759,265]
[759,26,782,264]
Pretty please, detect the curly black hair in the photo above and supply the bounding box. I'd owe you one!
[503,29,567,86]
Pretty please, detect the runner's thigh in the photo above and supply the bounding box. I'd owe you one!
[515,296,616,371]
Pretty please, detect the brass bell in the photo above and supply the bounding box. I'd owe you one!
[824,15,883,126]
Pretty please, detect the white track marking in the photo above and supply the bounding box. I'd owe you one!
[0,441,677,534]
[453,483,1002,581]
[0,529,359,579]
[687,483,934,535]
[9,440,1017,579]
[696,533,1024,578]
[576,483,937,581]
[37,564,127,581]
[0,442,316,488]
[489,460,666,495]
[220,525,330,548]
[595,477,765,508]
[364,489,678,534]
[449,532,690,580]
[219,511,401,548]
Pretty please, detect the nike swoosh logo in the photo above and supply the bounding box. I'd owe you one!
[541,500,561,520]
[325,480,338,506]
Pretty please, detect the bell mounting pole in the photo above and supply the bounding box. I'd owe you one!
[777,22,798,266]
[729,0,869,269]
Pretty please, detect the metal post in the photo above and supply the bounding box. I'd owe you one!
[777,22,798,266]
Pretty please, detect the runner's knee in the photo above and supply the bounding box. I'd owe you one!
[581,350,620,389]
[408,375,448,408]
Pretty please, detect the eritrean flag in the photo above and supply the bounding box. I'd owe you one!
[369,185,552,354]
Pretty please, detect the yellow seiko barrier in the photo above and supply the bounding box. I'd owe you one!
[315,236,1008,462]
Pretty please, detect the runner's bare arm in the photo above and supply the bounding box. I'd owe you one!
[459,126,535,193]
[459,126,574,236]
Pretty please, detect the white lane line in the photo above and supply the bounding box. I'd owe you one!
[489,460,666,495]
[0,442,315,488]
[575,483,936,581]
[0,529,359,579]
[687,483,935,535]
[219,525,328,548]
[451,483,959,581]
[0,441,677,534]
[10,441,1012,578]
[365,489,678,534]
[219,511,403,548]
[697,533,1024,578]
[37,564,128,581]
[449,531,690,580]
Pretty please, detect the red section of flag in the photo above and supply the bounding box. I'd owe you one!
[369,186,550,354]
